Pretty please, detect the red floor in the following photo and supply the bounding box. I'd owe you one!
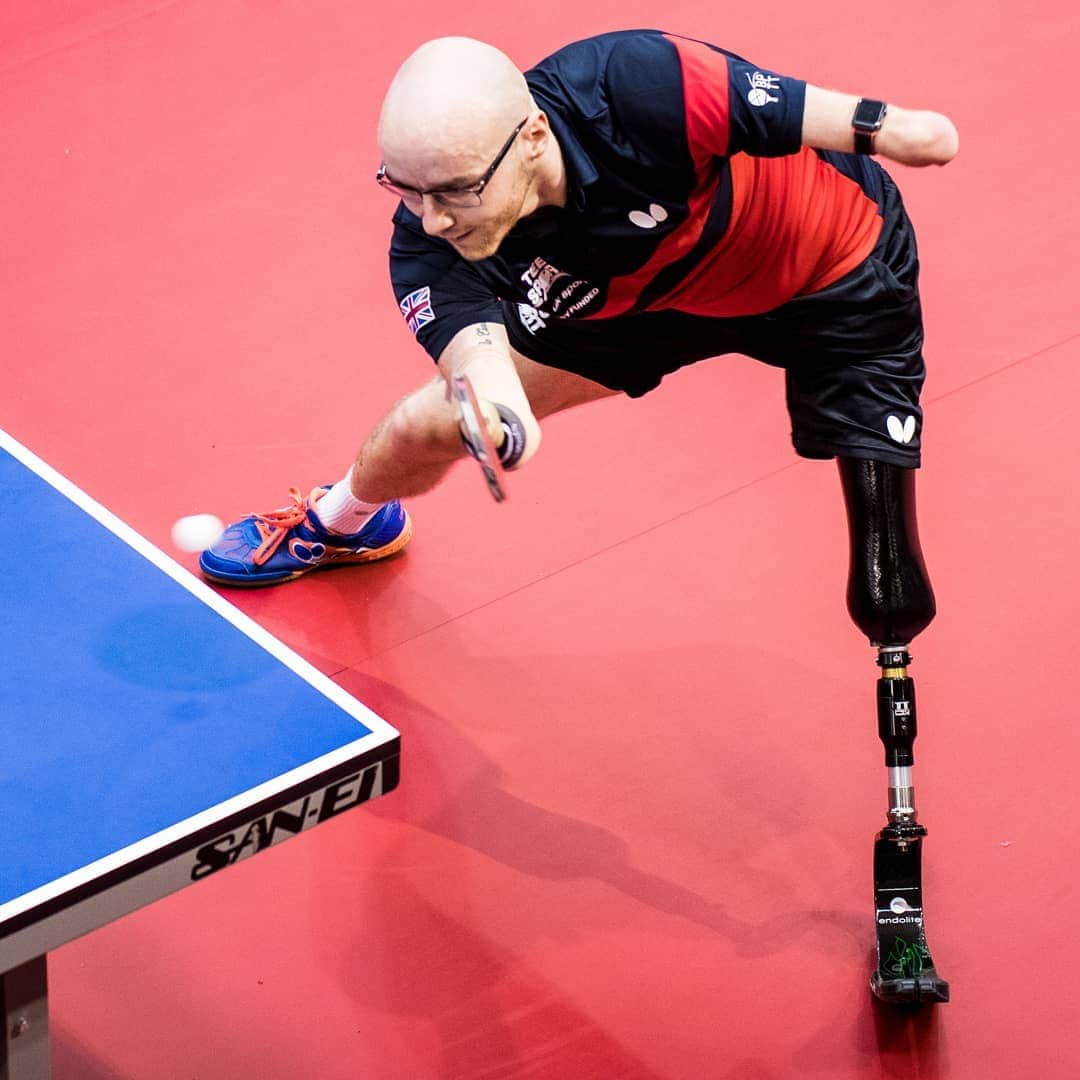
[3,2,1079,1077]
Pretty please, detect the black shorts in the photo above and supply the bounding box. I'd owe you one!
[505,172,926,468]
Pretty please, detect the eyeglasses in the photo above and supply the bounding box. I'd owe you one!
[376,118,528,209]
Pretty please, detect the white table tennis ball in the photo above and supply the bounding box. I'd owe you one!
[171,513,225,553]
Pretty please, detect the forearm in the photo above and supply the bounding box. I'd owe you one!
[437,322,543,468]
[802,84,959,166]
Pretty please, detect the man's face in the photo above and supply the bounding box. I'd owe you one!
[379,120,533,261]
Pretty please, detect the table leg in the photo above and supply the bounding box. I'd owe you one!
[1,956,50,1080]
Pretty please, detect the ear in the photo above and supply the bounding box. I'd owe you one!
[520,111,551,163]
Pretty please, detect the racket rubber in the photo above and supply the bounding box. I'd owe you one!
[452,375,507,503]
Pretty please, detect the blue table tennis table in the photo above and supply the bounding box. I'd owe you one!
[0,429,400,1080]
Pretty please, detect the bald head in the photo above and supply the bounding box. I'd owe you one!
[379,37,534,182]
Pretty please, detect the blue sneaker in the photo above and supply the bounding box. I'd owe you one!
[199,486,412,586]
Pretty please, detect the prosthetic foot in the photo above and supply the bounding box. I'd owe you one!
[840,458,949,1006]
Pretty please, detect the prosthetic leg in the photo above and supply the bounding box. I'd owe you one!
[839,458,950,1006]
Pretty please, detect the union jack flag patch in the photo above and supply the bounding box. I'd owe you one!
[399,287,435,335]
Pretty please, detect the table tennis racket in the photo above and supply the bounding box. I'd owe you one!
[452,374,507,503]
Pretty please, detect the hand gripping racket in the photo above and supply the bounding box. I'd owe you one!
[452,375,507,503]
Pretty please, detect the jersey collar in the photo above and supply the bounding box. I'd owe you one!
[534,91,599,212]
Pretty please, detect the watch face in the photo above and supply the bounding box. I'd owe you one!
[854,99,887,131]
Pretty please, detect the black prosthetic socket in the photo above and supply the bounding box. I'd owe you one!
[839,459,935,647]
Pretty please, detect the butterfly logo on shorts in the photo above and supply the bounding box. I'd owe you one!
[887,415,917,444]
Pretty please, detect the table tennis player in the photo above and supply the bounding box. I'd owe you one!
[199,29,957,643]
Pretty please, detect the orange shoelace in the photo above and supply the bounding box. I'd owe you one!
[251,487,312,565]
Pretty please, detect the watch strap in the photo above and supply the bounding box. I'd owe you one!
[854,129,876,155]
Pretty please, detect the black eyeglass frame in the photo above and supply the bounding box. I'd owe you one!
[376,117,529,207]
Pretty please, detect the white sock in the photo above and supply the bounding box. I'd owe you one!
[312,470,383,535]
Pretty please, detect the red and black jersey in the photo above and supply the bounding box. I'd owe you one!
[389,29,889,361]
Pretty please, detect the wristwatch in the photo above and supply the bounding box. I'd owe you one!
[852,99,888,155]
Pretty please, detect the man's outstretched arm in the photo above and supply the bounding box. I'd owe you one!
[802,84,959,166]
